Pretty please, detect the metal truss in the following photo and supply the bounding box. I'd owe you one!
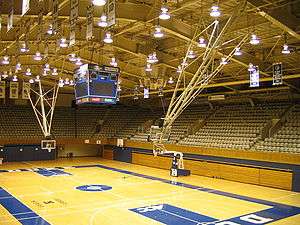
[27,80,60,138]
[153,1,248,169]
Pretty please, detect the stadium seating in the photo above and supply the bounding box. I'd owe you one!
[253,104,300,153]
[0,102,299,153]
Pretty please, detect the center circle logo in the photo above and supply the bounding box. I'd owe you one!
[76,185,112,192]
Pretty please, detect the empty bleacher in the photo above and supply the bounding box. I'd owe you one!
[0,102,299,153]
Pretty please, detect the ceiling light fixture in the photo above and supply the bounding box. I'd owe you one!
[210,5,221,18]
[110,57,118,67]
[234,47,242,56]
[69,53,77,62]
[220,57,228,65]
[153,26,164,38]
[20,43,29,53]
[248,63,255,72]
[29,79,34,84]
[103,32,113,44]
[65,78,70,85]
[92,0,106,6]
[58,78,64,87]
[98,14,108,27]
[187,50,197,59]
[177,65,182,73]
[69,80,74,86]
[75,58,83,66]
[147,52,158,64]
[2,56,10,65]
[35,75,40,82]
[168,77,174,84]
[44,63,50,72]
[25,68,32,76]
[59,37,68,48]
[198,37,207,48]
[145,63,152,72]
[159,6,171,20]
[249,34,260,45]
[33,51,42,61]
[42,70,48,76]
[52,68,58,76]
[46,24,54,35]
[15,62,22,71]
[12,75,18,82]
[281,44,290,54]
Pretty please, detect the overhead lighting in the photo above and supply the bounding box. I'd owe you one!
[234,47,242,56]
[187,50,197,59]
[59,37,68,48]
[58,78,64,87]
[69,53,77,62]
[12,75,18,82]
[69,80,74,86]
[250,34,260,45]
[25,68,32,76]
[15,62,22,71]
[168,77,174,84]
[75,58,83,66]
[33,51,42,61]
[153,26,164,38]
[65,78,70,85]
[198,37,207,48]
[42,70,48,76]
[20,43,29,53]
[29,79,34,84]
[103,32,113,44]
[145,63,152,72]
[210,5,221,18]
[159,6,170,20]
[248,63,255,72]
[98,14,108,27]
[1,71,8,79]
[92,0,106,6]
[281,44,290,54]
[35,75,40,82]
[44,63,50,72]
[2,56,10,65]
[52,68,58,76]
[147,52,158,64]
[220,57,228,65]
[110,57,118,67]
[177,65,182,73]
[46,24,54,35]
[181,59,188,67]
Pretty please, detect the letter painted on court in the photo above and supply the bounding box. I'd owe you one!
[240,214,273,224]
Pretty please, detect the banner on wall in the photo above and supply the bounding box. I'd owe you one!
[106,0,116,27]
[86,5,94,40]
[0,81,5,99]
[69,0,79,46]
[22,82,30,99]
[272,62,283,85]
[22,0,30,16]
[249,66,259,88]
[7,8,13,32]
[9,82,19,99]
[144,88,149,99]
[52,0,59,34]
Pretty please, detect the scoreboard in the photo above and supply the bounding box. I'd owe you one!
[74,64,120,105]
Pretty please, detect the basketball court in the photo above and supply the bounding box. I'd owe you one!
[0,158,299,225]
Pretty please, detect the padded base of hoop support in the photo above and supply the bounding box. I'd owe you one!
[170,168,191,177]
